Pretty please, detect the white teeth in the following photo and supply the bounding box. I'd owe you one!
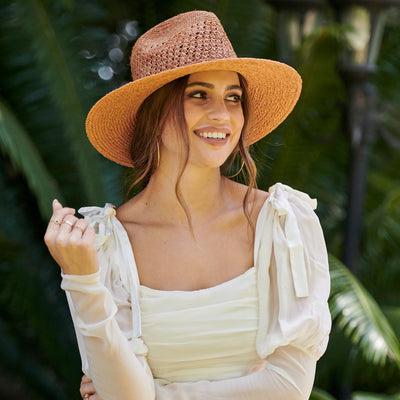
[197,132,227,139]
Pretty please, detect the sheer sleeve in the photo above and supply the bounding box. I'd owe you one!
[155,345,316,399]
[254,183,331,360]
[62,204,155,400]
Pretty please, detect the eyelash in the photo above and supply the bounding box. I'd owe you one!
[187,90,242,103]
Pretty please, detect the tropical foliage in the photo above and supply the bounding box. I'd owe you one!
[0,0,399,399]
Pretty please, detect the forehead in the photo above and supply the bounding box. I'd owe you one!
[187,70,241,86]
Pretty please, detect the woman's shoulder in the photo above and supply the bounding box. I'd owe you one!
[115,196,139,224]
[223,178,269,209]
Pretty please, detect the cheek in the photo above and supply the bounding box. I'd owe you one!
[233,108,245,132]
[239,112,245,130]
[161,121,179,148]
[183,103,197,130]
[161,119,188,157]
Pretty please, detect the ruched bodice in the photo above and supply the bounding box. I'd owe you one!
[62,183,331,400]
[139,267,261,383]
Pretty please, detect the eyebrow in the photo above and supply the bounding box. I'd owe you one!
[186,82,242,91]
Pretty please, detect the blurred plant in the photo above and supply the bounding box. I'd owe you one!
[1,0,400,399]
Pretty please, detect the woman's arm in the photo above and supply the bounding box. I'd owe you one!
[45,200,155,400]
[80,345,315,400]
[155,345,315,400]
[63,276,155,400]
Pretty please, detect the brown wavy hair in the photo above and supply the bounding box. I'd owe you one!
[127,73,257,231]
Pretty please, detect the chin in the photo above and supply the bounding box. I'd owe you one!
[190,151,234,169]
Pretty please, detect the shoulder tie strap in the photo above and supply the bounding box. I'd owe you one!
[267,183,317,298]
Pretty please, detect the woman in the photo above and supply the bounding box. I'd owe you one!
[44,10,331,400]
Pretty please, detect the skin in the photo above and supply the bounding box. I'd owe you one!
[44,203,97,275]
[44,70,269,398]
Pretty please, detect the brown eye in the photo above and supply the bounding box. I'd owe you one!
[189,91,207,99]
[226,94,242,103]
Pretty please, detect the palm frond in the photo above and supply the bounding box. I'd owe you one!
[361,174,400,304]
[311,387,337,400]
[0,319,70,400]
[329,254,400,368]
[0,98,63,219]
[19,0,106,204]
[255,24,347,188]
[352,392,400,400]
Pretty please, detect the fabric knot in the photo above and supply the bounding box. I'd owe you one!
[79,204,117,248]
[106,206,117,217]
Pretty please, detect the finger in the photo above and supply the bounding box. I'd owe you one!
[71,219,88,236]
[80,378,97,399]
[48,211,76,233]
[81,374,92,384]
[80,381,95,397]
[60,215,79,231]
[81,224,95,244]
[51,199,75,222]
[52,199,75,217]
[56,216,80,243]
[45,203,75,241]
[52,199,63,212]
[80,384,95,397]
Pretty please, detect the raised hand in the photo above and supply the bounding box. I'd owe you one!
[44,199,98,275]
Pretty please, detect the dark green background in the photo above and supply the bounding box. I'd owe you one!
[1,1,400,399]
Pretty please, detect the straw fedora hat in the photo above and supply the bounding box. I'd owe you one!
[86,10,302,167]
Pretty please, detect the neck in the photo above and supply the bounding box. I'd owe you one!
[139,162,228,225]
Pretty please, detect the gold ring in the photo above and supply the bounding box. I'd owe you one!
[63,220,74,227]
[84,394,89,399]
[73,225,85,233]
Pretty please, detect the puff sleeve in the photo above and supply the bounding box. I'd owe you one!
[254,183,331,360]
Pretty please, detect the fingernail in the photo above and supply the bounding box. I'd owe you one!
[53,199,59,205]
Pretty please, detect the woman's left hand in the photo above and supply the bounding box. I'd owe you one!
[80,375,102,400]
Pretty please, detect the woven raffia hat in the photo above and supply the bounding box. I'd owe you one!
[86,10,302,167]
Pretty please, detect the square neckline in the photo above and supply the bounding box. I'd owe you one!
[139,265,256,294]
[112,196,270,293]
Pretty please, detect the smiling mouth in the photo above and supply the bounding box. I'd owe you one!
[194,131,229,140]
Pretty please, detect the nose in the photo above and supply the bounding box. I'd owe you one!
[207,97,230,121]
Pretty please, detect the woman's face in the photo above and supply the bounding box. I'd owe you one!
[161,70,244,170]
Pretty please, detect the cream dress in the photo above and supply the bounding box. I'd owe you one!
[61,183,331,400]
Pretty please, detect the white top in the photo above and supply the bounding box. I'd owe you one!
[61,183,331,400]
[140,266,260,383]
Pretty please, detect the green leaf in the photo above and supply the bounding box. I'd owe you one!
[352,392,400,400]
[329,255,400,368]
[20,0,106,204]
[0,319,70,400]
[311,387,337,400]
[0,98,62,219]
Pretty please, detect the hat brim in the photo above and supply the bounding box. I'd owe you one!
[86,58,302,167]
